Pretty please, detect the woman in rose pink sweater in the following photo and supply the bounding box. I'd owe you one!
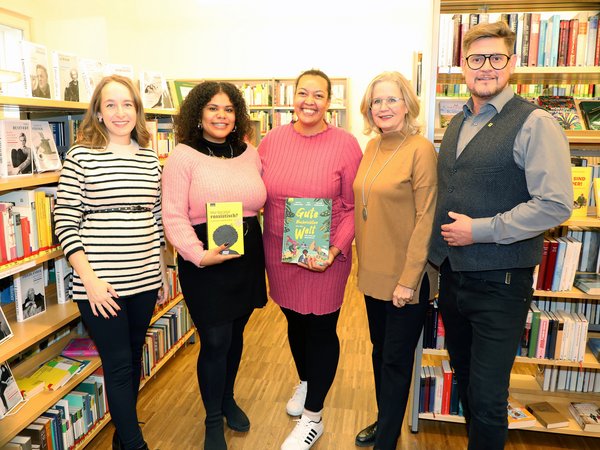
[162,81,267,450]
[259,69,362,450]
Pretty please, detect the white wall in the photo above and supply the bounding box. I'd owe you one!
[3,0,435,148]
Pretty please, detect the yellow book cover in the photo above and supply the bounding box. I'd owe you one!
[571,166,592,218]
[206,202,244,255]
[594,178,600,218]
[16,375,45,399]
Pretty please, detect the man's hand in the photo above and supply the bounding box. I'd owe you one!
[441,211,474,246]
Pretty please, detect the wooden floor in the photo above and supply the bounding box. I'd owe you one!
[86,260,599,450]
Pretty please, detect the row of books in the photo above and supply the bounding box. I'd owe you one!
[145,120,175,159]
[534,237,583,293]
[271,110,345,129]
[0,187,60,266]
[535,296,600,327]
[0,120,62,177]
[536,364,600,394]
[274,81,345,108]
[438,11,600,70]
[1,38,173,110]
[436,83,600,98]
[520,306,589,362]
[418,360,461,416]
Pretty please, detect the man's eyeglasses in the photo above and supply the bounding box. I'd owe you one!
[370,96,404,110]
[464,53,511,70]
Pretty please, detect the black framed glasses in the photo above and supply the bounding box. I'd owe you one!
[465,53,511,70]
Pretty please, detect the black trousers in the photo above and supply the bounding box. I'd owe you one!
[78,289,157,450]
[365,275,429,450]
[438,260,533,450]
[281,307,341,413]
[195,313,251,423]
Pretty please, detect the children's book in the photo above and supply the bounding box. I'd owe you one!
[570,166,592,218]
[0,304,13,344]
[61,338,99,358]
[282,198,332,266]
[206,202,244,255]
[0,361,25,419]
[537,96,583,130]
[13,264,46,322]
[30,121,62,173]
[568,402,600,431]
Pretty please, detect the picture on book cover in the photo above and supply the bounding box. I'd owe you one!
[0,304,13,345]
[52,51,80,102]
[13,265,46,322]
[537,96,583,131]
[206,202,244,255]
[31,121,62,173]
[438,99,466,128]
[579,101,600,131]
[79,58,104,102]
[0,361,24,419]
[0,119,34,177]
[21,40,54,99]
[282,198,331,266]
[140,71,174,109]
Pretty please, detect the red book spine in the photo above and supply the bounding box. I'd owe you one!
[536,239,550,290]
[528,14,541,67]
[557,21,569,67]
[543,239,559,291]
[567,19,579,66]
[0,213,6,263]
[21,217,31,257]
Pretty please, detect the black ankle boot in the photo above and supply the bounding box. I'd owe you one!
[205,414,227,450]
[222,397,250,432]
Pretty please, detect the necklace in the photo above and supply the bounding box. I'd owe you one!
[206,144,234,159]
[361,133,407,221]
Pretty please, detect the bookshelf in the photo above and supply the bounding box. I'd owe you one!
[0,95,193,447]
[414,0,600,439]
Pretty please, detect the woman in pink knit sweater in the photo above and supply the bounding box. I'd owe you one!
[162,81,267,450]
[259,69,362,450]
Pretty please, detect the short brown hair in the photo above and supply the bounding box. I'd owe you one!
[462,21,516,56]
[76,75,150,149]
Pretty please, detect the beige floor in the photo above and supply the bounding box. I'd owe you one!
[86,261,599,450]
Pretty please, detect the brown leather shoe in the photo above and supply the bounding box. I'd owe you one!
[355,421,377,447]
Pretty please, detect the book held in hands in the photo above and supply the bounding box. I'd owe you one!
[206,202,244,255]
[282,198,331,266]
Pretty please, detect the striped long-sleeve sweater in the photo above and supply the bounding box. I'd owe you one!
[54,142,164,301]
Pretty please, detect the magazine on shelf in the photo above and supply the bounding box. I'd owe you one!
[0,304,13,345]
[30,121,62,173]
[282,198,331,266]
[0,361,25,419]
[13,264,46,323]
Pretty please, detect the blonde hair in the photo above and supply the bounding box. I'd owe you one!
[76,75,150,148]
[360,71,421,136]
[462,21,516,56]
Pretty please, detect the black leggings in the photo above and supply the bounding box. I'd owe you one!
[281,307,341,412]
[78,289,157,450]
[195,313,251,419]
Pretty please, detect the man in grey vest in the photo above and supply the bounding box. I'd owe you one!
[429,22,572,450]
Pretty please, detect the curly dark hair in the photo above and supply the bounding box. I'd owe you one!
[175,81,252,148]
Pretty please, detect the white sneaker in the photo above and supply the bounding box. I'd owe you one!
[280,415,324,450]
[286,381,307,416]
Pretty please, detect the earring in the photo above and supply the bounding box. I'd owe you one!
[197,123,202,129]
[98,116,103,123]
[232,125,237,132]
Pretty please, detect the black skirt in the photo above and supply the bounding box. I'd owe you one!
[177,216,267,327]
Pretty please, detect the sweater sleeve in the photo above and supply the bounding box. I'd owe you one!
[398,140,438,289]
[162,146,207,267]
[330,135,362,259]
[54,149,86,259]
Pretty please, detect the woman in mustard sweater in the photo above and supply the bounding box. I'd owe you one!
[352,71,438,450]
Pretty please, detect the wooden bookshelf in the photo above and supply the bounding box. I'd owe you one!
[0,172,61,192]
[440,1,600,13]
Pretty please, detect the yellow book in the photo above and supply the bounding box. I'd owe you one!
[206,202,244,255]
[571,166,592,218]
[16,374,45,399]
[34,189,48,249]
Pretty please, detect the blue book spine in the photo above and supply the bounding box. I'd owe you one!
[537,20,547,67]
[549,15,561,67]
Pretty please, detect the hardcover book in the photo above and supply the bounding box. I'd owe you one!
[0,119,35,177]
[537,96,583,130]
[206,202,244,255]
[282,198,331,266]
[0,361,24,419]
[568,402,600,431]
[579,100,600,131]
[0,304,13,344]
[526,401,569,429]
[570,166,592,218]
[21,40,54,100]
[30,121,62,173]
[139,71,174,109]
[573,273,600,295]
[507,397,537,429]
[51,50,80,102]
[13,264,46,322]
[438,99,466,128]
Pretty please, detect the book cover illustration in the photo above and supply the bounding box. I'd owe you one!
[140,71,174,109]
[438,99,466,128]
[21,40,54,100]
[52,50,80,102]
[579,100,600,131]
[62,338,99,358]
[0,304,13,345]
[0,119,35,177]
[537,96,583,130]
[570,166,592,218]
[29,355,86,391]
[206,202,244,255]
[568,402,600,431]
[507,397,537,429]
[79,58,103,102]
[282,198,332,266]
[30,121,62,173]
[0,361,24,419]
[13,264,46,322]
[54,256,73,304]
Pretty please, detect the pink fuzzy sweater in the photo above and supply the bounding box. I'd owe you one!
[162,143,266,267]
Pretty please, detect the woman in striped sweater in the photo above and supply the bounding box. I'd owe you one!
[54,75,167,450]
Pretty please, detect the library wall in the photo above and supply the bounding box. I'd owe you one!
[1,0,434,148]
